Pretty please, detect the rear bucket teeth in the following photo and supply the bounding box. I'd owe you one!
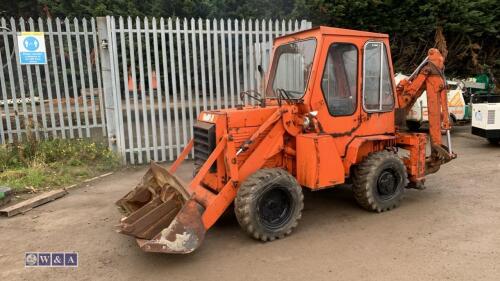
[425,144,457,175]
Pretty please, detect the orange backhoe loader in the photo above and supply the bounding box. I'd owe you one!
[116,26,456,254]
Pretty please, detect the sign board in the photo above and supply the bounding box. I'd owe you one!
[17,32,47,65]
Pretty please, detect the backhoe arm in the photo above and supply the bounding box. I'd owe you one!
[396,48,455,172]
[397,48,450,142]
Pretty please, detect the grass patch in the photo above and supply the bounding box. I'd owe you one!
[0,138,121,193]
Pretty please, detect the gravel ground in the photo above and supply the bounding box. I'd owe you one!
[1,125,499,281]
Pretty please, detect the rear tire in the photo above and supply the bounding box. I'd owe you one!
[352,151,408,212]
[235,168,303,242]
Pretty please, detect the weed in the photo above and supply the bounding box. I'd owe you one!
[0,138,121,193]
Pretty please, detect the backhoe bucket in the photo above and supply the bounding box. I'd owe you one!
[115,162,206,254]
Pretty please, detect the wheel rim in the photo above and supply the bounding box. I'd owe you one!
[257,187,293,230]
[376,169,400,201]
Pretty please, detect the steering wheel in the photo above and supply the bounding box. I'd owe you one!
[240,90,263,104]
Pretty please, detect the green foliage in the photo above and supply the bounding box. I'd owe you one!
[34,138,118,166]
[290,0,499,77]
[1,0,498,77]
[0,138,120,192]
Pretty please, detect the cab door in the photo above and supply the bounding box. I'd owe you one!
[309,35,364,156]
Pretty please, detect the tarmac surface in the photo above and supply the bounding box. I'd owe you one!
[1,125,499,281]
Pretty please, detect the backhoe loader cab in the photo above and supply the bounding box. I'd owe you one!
[116,27,455,254]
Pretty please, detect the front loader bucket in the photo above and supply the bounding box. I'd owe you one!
[115,162,206,254]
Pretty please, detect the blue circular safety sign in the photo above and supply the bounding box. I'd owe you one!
[23,36,39,51]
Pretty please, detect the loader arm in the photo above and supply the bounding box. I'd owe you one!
[396,48,456,172]
[116,109,287,253]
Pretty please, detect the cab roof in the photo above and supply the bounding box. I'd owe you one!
[276,26,389,40]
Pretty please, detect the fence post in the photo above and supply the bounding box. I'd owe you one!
[96,17,118,153]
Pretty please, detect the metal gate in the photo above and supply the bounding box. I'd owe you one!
[0,16,311,164]
[100,16,312,164]
[0,17,106,143]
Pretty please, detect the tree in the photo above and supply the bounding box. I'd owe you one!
[1,0,498,77]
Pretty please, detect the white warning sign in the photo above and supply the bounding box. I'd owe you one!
[17,32,47,65]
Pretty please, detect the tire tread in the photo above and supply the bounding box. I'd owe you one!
[235,168,303,242]
[352,151,408,212]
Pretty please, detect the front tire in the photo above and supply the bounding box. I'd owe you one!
[352,151,408,212]
[235,168,303,241]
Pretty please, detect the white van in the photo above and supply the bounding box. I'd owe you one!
[394,74,467,130]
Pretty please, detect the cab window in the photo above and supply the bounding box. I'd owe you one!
[321,43,358,116]
[266,39,317,99]
[363,41,394,111]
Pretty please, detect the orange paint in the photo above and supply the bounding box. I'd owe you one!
[165,26,454,232]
